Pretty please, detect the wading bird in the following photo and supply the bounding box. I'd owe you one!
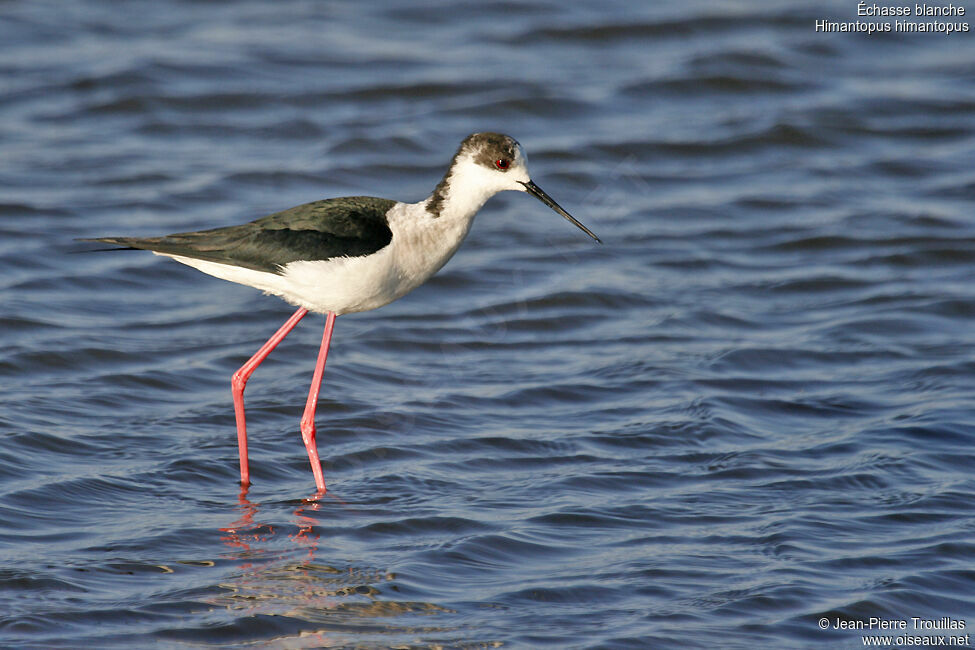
[86,132,600,493]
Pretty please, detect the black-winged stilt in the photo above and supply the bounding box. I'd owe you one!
[86,132,601,494]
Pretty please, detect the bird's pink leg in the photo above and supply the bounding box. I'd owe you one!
[232,307,309,486]
[300,311,337,494]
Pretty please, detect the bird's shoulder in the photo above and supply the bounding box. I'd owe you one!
[254,196,398,237]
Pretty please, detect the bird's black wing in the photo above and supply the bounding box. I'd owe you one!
[86,196,397,274]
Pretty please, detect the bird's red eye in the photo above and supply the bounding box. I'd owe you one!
[495,159,509,170]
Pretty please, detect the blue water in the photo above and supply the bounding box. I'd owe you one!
[2,1,975,647]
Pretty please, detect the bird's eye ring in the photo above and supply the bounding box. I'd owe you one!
[495,159,509,170]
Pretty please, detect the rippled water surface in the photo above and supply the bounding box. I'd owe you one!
[3,1,975,648]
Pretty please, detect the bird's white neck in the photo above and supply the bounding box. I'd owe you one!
[425,156,506,223]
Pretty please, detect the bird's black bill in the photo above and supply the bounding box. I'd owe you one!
[521,180,601,243]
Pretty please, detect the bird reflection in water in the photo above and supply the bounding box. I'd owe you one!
[219,487,326,566]
[214,488,451,645]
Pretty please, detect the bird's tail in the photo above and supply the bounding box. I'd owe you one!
[74,237,147,252]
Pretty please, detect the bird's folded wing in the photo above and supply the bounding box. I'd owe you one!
[87,196,396,274]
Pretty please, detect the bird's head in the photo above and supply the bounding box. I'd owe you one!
[444,132,600,242]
